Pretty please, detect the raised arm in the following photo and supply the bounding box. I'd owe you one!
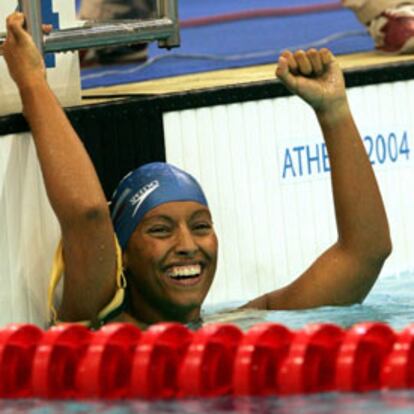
[2,12,117,324]
[246,48,392,310]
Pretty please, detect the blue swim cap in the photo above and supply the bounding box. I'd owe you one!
[110,162,208,249]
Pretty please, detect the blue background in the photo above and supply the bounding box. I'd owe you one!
[78,0,373,89]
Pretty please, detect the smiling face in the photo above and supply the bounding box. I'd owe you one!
[123,200,218,323]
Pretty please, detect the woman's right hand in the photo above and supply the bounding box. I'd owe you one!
[2,12,51,90]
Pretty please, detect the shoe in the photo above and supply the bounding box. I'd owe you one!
[368,5,414,54]
[80,43,148,67]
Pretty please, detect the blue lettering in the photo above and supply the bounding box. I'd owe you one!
[376,134,386,164]
[388,133,398,162]
[306,144,321,175]
[281,131,410,181]
[292,146,305,176]
[400,131,410,160]
[282,149,296,178]
[321,143,330,172]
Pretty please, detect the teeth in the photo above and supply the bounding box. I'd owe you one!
[167,265,201,278]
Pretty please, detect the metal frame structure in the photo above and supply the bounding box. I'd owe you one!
[0,0,180,54]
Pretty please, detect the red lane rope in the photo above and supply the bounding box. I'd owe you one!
[2,321,414,399]
[180,2,343,28]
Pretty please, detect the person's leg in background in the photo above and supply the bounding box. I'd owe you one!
[79,0,155,65]
[342,0,414,53]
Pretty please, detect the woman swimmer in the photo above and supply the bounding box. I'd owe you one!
[2,12,392,328]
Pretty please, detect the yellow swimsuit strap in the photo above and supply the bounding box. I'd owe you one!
[48,236,126,327]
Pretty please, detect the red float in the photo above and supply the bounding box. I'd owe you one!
[178,323,243,397]
[75,323,141,399]
[32,324,91,398]
[278,323,344,395]
[130,322,193,399]
[233,323,293,396]
[0,324,43,398]
[336,322,396,392]
[382,324,414,389]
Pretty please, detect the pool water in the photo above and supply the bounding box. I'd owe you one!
[2,273,414,413]
[203,272,414,331]
[3,392,414,414]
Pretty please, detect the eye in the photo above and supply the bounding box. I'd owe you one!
[147,225,172,237]
[192,221,213,234]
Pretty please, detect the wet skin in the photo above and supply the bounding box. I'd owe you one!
[123,201,218,323]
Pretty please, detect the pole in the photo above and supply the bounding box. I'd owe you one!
[19,0,44,54]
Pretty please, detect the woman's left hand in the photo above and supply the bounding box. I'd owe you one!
[276,48,348,115]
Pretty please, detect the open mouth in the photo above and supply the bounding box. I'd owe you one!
[165,264,203,286]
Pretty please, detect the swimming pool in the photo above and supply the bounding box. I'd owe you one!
[3,392,414,414]
[203,272,414,331]
[2,273,414,413]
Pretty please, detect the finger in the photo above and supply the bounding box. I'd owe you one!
[280,50,298,74]
[42,24,53,34]
[276,56,297,91]
[307,48,323,75]
[6,12,26,42]
[320,48,334,67]
[275,55,288,78]
[294,50,312,76]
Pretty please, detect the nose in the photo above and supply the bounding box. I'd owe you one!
[174,225,199,257]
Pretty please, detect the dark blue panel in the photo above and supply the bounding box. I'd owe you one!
[41,0,60,67]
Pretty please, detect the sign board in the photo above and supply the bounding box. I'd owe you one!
[164,80,414,305]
